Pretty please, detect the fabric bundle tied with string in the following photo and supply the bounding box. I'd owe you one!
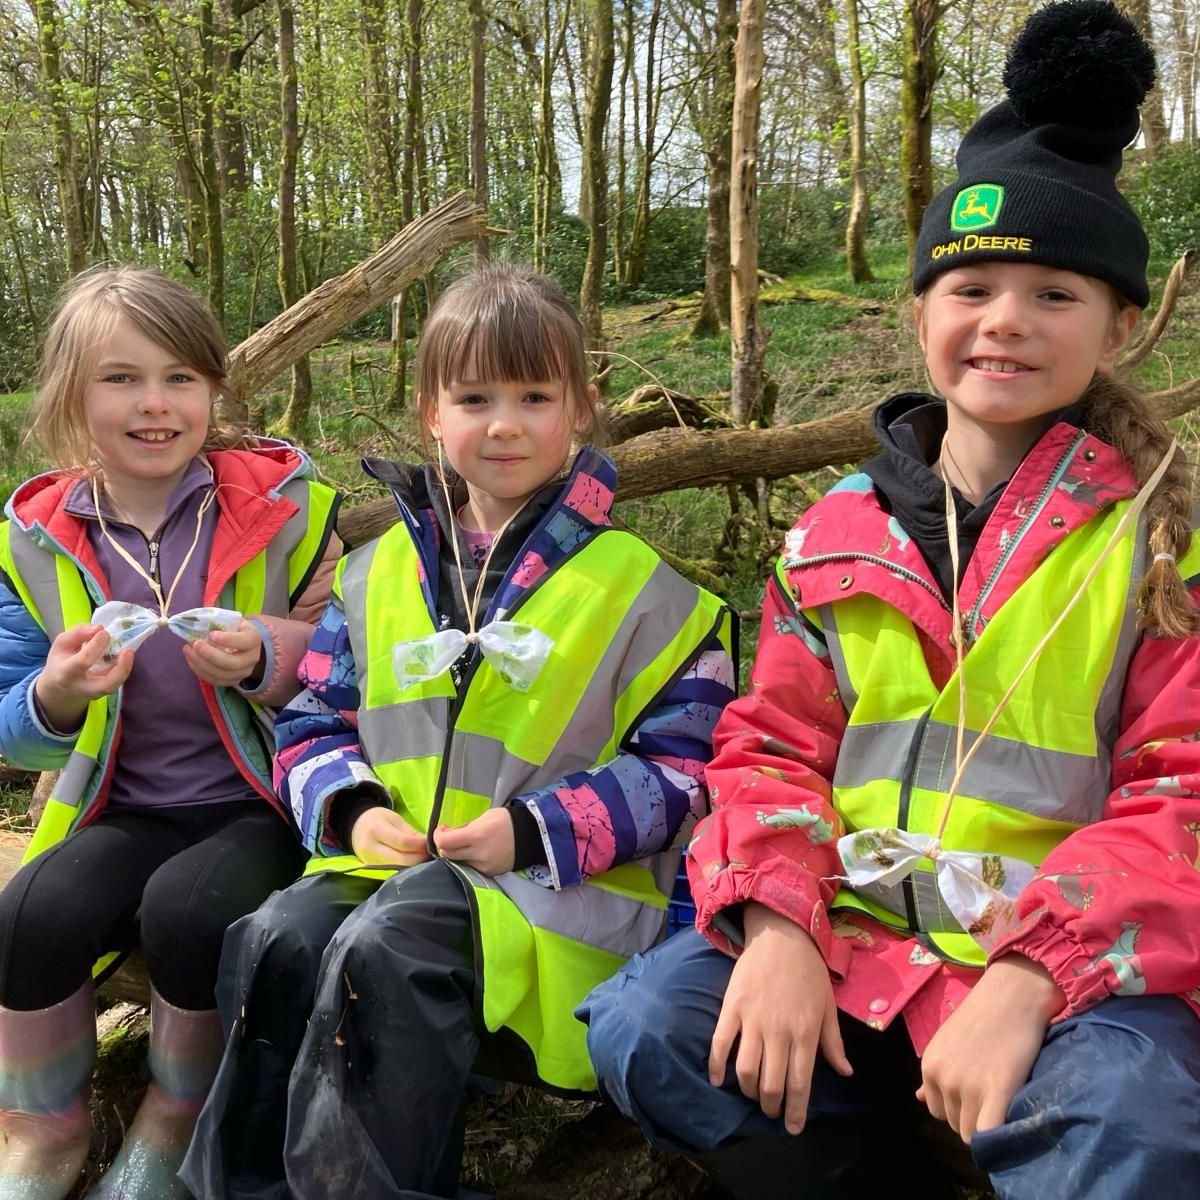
[837,436,1179,954]
[87,471,243,668]
[390,442,556,693]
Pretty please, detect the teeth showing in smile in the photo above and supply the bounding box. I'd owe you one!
[971,359,1030,374]
[132,431,176,442]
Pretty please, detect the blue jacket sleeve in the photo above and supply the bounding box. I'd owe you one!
[273,595,387,853]
[0,580,78,770]
[514,635,736,889]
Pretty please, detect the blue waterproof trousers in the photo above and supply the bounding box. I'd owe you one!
[580,928,1200,1200]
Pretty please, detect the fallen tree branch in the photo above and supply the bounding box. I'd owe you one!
[1122,249,1196,370]
[224,192,497,414]
[606,385,732,442]
[338,371,1200,547]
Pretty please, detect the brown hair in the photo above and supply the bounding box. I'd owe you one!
[32,265,251,470]
[1080,372,1199,637]
[413,262,602,449]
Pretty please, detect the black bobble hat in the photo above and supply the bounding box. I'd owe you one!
[913,0,1156,307]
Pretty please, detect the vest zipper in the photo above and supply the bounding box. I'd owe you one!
[895,708,931,932]
[147,539,160,585]
[421,529,613,853]
[962,431,1085,643]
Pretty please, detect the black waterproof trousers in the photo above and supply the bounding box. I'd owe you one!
[181,859,488,1200]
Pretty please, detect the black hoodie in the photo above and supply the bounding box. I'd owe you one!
[859,392,1008,602]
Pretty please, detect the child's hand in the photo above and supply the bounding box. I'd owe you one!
[709,902,852,1135]
[350,808,432,867]
[917,953,1065,1142]
[181,620,263,688]
[433,809,516,876]
[35,624,134,732]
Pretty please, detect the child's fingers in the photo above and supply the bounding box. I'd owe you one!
[76,628,115,672]
[208,625,259,653]
[56,624,101,654]
[432,823,472,853]
[708,1005,739,1087]
[819,1003,853,1077]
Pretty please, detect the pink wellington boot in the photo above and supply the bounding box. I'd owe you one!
[86,989,222,1199]
[0,982,96,1200]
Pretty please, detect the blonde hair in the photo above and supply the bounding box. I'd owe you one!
[32,265,251,470]
[1079,373,1199,637]
[413,262,602,449]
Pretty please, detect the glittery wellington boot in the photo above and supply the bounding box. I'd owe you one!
[0,982,97,1200]
[87,991,222,1199]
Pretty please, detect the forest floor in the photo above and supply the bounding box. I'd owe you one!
[2,242,1198,1198]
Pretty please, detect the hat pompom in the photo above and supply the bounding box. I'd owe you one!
[1003,0,1156,130]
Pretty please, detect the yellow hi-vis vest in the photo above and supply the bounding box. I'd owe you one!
[0,476,338,865]
[793,503,1200,968]
[317,521,732,1091]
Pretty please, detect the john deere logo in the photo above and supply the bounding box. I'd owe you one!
[951,184,1004,232]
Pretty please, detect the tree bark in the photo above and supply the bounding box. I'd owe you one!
[691,0,736,338]
[843,0,873,284]
[30,0,87,275]
[624,0,661,289]
[729,0,766,425]
[901,0,938,260]
[1122,0,1168,152]
[199,0,226,328]
[276,0,312,439]
[470,0,490,264]
[580,0,615,350]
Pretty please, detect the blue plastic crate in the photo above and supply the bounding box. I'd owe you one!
[666,854,696,936]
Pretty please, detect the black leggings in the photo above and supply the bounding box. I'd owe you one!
[0,800,307,1010]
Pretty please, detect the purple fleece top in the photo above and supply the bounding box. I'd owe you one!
[65,458,258,809]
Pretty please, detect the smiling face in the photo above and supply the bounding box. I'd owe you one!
[916,261,1138,447]
[83,315,215,502]
[427,359,593,531]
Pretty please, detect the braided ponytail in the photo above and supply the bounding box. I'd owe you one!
[1080,374,1199,638]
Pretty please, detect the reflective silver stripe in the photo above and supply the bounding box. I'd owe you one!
[51,748,99,808]
[473,865,667,959]
[262,480,313,616]
[1096,519,1147,751]
[835,720,1110,825]
[445,556,708,802]
[849,868,966,935]
[337,539,382,703]
[549,558,703,771]
[819,604,856,711]
[443,730,542,800]
[358,698,449,764]
[6,530,68,637]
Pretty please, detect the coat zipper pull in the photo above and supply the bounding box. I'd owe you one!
[147,539,160,584]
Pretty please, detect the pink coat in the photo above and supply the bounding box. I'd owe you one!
[689,419,1200,1052]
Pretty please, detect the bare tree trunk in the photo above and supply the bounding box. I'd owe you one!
[30,0,86,275]
[844,0,873,283]
[199,0,226,328]
[534,0,567,269]
[624,0,661,289]
[692,0,736,338]
[729,0,766,425]
[276,0,312,439]
[1122,0,1168,152]
[901,0,938,260]
[470,0,490,264]
[580,0,614,352]
[1172,0,1196,142]
[613,0,634,287]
